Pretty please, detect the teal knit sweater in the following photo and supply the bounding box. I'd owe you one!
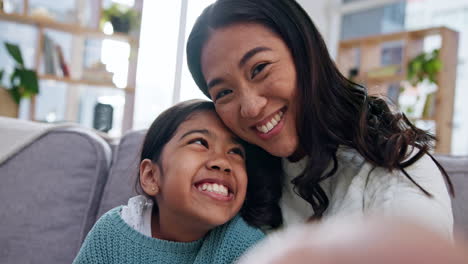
[73,207,264,264]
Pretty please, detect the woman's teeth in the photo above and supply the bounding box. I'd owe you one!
[256,111,283,134]
[197,183,229,197]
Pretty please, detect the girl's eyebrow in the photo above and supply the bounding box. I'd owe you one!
[180,129,210,140]
[180,129,244,147]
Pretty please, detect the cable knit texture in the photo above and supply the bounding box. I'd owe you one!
[73,207,264,264]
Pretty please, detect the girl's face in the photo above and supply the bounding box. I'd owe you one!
[156,111,247,231]
[201,23,299,158]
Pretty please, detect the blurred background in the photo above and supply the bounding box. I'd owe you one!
[0,0,467,155]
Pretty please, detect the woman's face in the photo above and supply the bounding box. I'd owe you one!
[201,23,299,158]
[156,111,247,231]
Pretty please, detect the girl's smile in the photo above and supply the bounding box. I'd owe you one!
[194,179,234,201]
[153,110,247,233]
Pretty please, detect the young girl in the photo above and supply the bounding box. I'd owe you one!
[73,99,282,264]
[187,0,454,239]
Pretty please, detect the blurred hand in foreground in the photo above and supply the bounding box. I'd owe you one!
[237,217,468,264]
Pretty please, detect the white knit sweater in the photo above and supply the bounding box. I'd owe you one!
[280,147,453,239]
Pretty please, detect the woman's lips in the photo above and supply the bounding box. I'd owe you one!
[253,108,286,140]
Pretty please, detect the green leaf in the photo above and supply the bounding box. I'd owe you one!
[8,86,21,105]
[18,69,39,95]
[5,42,24,66]
[0,69,4,82]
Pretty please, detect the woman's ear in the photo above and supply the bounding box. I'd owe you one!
[140,159,160,196]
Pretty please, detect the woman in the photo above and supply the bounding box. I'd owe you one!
[186,0,454,238]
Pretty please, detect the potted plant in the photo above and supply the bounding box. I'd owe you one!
[0,42,39,117]
[407,49,442,86]
[101,3,139,34]
[399,49,442,119]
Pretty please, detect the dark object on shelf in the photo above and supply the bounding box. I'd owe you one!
[93,103,113,133]
[348,67,359,82]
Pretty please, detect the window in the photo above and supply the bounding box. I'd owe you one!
[133,0,214,130]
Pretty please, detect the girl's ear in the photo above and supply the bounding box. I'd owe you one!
[140,158,161,196]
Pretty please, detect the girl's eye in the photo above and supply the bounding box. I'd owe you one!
[251,63,268,79]
[229,147,245,159]
[189,138,208,148]
[213,89,232,101]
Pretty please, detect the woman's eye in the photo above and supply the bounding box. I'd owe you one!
[213,89,232,101]
[189,138,208,148]
[251,63,268,79]
[229,147,245,159]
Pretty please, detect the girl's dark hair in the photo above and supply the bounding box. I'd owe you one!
[136,99,283,228]
[186,0,454,219]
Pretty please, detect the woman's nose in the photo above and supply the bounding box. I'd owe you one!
[239,92,267,118]
[206,155,232,174]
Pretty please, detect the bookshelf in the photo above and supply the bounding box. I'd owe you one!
[337,27,459,154]
[0,0,143,136]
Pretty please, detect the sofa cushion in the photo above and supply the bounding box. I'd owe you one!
[435,155,468,240]
[0,127,111,264]
[97,130,146,217]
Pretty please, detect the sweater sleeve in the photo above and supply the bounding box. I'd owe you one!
[364,154,453,240]
[73,211,115,264]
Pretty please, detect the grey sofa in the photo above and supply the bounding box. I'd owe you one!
[0,121,467,264]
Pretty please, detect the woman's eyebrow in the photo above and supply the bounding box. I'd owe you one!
[207,78,223,90]
[180,129,211,140]
[207,46,272,91]
[239,46,272,68]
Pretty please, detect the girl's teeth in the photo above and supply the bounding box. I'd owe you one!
[197,183,229,197]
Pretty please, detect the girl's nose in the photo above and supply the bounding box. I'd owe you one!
[206,155,232,174]
[239,93,267,118]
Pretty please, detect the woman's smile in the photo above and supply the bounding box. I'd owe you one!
[201,23,300,158]
[253,107,286,139]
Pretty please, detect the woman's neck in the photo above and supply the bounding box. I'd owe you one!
[151,209,211,242]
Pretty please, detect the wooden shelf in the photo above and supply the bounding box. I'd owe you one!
[0,0,143,133]
[337,27,459,154]
[39,74,135,93]
[362,74,405,84]
[0,12,138,44]
[339,27,449,49]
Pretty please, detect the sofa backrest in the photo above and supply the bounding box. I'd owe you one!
[436,155,468,241]
[97,130,146,217]
[0,127,111,264]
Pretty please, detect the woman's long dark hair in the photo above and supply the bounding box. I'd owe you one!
[186,0,454,219]
[136,99,283,228]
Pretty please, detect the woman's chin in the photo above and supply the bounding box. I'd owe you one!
[262,141,298,158]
